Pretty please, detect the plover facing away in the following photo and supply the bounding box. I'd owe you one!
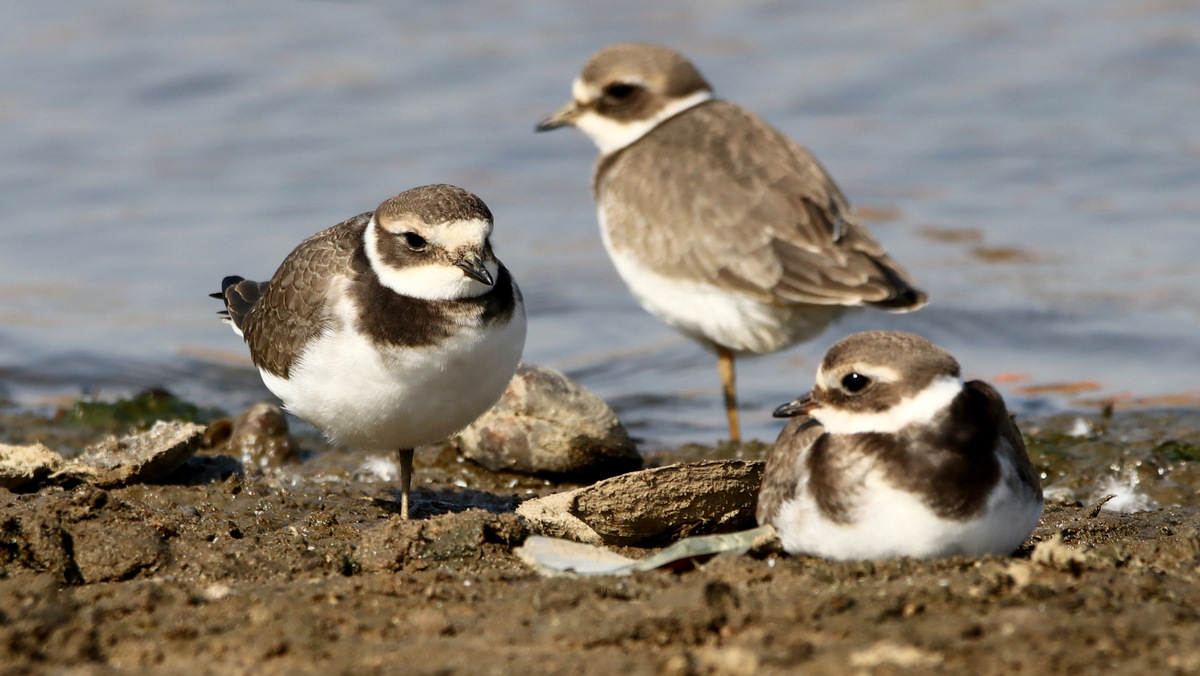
[757,331,1043,560]
[214,184,527,518]
[537,43,927,442]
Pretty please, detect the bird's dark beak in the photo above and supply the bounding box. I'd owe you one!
[773,392,818,418]
[456,256,494,286]
[535,101,580,132]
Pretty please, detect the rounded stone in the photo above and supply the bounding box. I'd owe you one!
[228,402,298,467]
[454,363,641,479]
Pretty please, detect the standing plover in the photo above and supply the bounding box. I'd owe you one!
[537,43,926,442]
[757,331,1043,560]
[213,184,527,518]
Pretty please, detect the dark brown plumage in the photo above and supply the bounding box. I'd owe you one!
[755,331,1043,556]
[756,381,1035,527]
[756,415,823,528]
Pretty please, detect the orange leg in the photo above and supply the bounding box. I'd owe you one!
[716,346,741,443]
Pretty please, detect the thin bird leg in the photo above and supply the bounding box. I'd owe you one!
[397,448,415,519]
[716,346,741,443]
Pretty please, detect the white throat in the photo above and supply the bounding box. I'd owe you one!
[813,374,964,435]
[364,220,497,301]
[575,88,713,155]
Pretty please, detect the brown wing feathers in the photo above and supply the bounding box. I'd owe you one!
[213,213,370,379]
[600,100,926,311]
[212,276,269,331]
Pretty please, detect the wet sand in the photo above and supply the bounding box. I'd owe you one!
[2,408,1200,675]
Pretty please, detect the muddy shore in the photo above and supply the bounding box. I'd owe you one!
[2,404,1200,675]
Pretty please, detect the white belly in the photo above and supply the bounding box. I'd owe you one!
[598,211,845,354]
[261,309,527,452]
[774,453,1043,561]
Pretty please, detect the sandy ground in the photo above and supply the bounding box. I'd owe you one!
[2,409,1200,675]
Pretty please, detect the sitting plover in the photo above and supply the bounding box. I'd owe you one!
[537,43,927,442]
[213,184,526,518]
[756,331,1043,560]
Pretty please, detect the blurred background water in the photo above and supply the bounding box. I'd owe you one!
[1,0,1197,448]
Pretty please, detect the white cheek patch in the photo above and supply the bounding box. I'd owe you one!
[574,89,713,155]
[365,219,496,301]
[814,374,964,435]
[374,262,495,301]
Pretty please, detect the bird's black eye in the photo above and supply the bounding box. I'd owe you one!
[403,233,426,250]
[604,83,636,101]
[841,372,870,393]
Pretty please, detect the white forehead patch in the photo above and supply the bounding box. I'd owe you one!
[429,217,492,250]
[572,89,713,155]
[572,77,598,104]
[377,215,492,248]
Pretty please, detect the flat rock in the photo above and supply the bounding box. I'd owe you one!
[56,420,206,487]
[0,443,63,491]
[517,459,764,546]
[454,363,641,479]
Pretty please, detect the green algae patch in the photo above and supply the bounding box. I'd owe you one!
[1023,411,1200,510]
[63,389,222,435]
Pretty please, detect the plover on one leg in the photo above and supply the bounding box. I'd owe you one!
[214,184,527,518]
[537,43,926,442]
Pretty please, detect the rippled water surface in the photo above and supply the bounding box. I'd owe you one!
[1,0,1198,447]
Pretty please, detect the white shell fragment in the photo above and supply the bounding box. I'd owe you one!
[0,442,63,491]
[516,526,778,577]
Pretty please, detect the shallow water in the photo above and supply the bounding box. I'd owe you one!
[1,0,1198,447]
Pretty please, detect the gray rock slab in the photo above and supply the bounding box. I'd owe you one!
[56,420,205,487]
